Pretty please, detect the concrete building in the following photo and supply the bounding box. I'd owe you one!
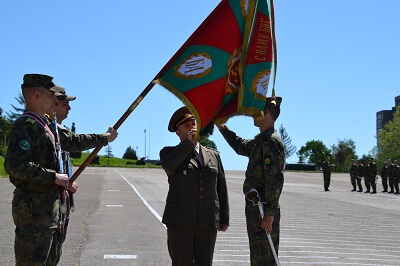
[376,96,400,151]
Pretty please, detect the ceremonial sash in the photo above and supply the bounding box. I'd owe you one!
[22,111,56,148]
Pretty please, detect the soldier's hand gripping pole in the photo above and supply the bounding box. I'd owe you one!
[68,81,156,187]
[53,112,68,214]
[246,188,281,266]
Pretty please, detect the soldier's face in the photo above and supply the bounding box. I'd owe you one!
[176,120,196,138]
[54,100,71,122]
[37,88,57,115]
[253,116,266,128]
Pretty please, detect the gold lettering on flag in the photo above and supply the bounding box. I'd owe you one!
[251,70,270,99]
[255,18,271,61]
[174,53,212,79]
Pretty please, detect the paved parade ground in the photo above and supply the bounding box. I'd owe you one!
[1,168,400,265]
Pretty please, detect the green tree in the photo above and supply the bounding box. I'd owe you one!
[330,138,357,172]
[105,144,113,165]
[297,140,331,166]
[0,108,12,156]
[199,137,217,150]
[123,146,138,160]
[278,124,296,158]
[377,106,400,162]
[6,93,25,121]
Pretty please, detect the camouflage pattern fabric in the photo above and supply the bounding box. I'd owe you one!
[367,162,377,192]
[220,126,284,265]
[349,163,358,190]
[380,165,388,191]
[5,114,109,265]
[364,163,370,192]
[392,165,400,193]
[387,163,394,192]
[321,161,332,190]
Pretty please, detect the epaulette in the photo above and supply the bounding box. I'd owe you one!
[25,117,36,124]
[204,146,220,153]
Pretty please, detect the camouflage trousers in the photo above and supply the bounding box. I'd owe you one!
[245,201,280,266]
[323,172,331,190]
[12,188,62,266]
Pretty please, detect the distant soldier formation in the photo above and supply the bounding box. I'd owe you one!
[349,158,399,194]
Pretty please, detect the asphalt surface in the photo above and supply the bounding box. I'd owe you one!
[1,168,400,265]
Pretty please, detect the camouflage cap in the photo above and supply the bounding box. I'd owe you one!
[21,74,64,95]
[57,90,76,102]
[264,96,282,109]
[168,106,195,132]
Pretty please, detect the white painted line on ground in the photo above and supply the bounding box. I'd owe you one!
[108,189,120,192]
[104,255,138,259]
[106,205,123,207]
[115,169,165,228]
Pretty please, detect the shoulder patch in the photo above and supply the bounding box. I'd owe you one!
[19,139,31,151]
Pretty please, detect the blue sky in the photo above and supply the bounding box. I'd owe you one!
[1,0,399,170]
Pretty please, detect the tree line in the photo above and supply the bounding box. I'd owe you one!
[2,94,400,173]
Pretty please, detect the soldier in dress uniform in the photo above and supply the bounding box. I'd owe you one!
[5,74,118,265]
[217,96,285,266]
[380,162,388,192]
[160,106,229,266]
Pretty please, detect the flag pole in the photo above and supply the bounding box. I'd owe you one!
[68,81,156,187]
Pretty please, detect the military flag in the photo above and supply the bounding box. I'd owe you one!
[154,0,277,137]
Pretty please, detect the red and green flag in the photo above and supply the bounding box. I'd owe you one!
[154,0,277,137]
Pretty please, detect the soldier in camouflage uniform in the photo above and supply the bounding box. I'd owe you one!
[321,157,333,191]
[363,159,371,193]
[367,158,377,194]
[349,159,359,191]
[356,160,364,192]
[387,159,394,193]
[5,74,118,265]
[380,162,388,192]
[47,89,77,265]
[392,160,400,194]
[217,96,285,265]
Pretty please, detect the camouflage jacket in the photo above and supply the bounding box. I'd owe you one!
[5,113,108,189]
[392,165,400,178]
[387,164,394,177]
[220,126,285,216]
[321,161,333,174]
[357,164,364,177]
[366,162,377,177]
[349,164,358,176]
[380,166,387,177]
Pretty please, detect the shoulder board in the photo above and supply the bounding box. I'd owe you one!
[25,117,36,124]
[204,146,219,153]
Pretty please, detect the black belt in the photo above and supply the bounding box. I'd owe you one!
[19,182,60,197]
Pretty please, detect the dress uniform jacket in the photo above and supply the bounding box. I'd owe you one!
[160,139,229,229]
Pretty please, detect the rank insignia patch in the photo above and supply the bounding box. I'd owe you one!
[264,158,271,165]
[19,139,30,151]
